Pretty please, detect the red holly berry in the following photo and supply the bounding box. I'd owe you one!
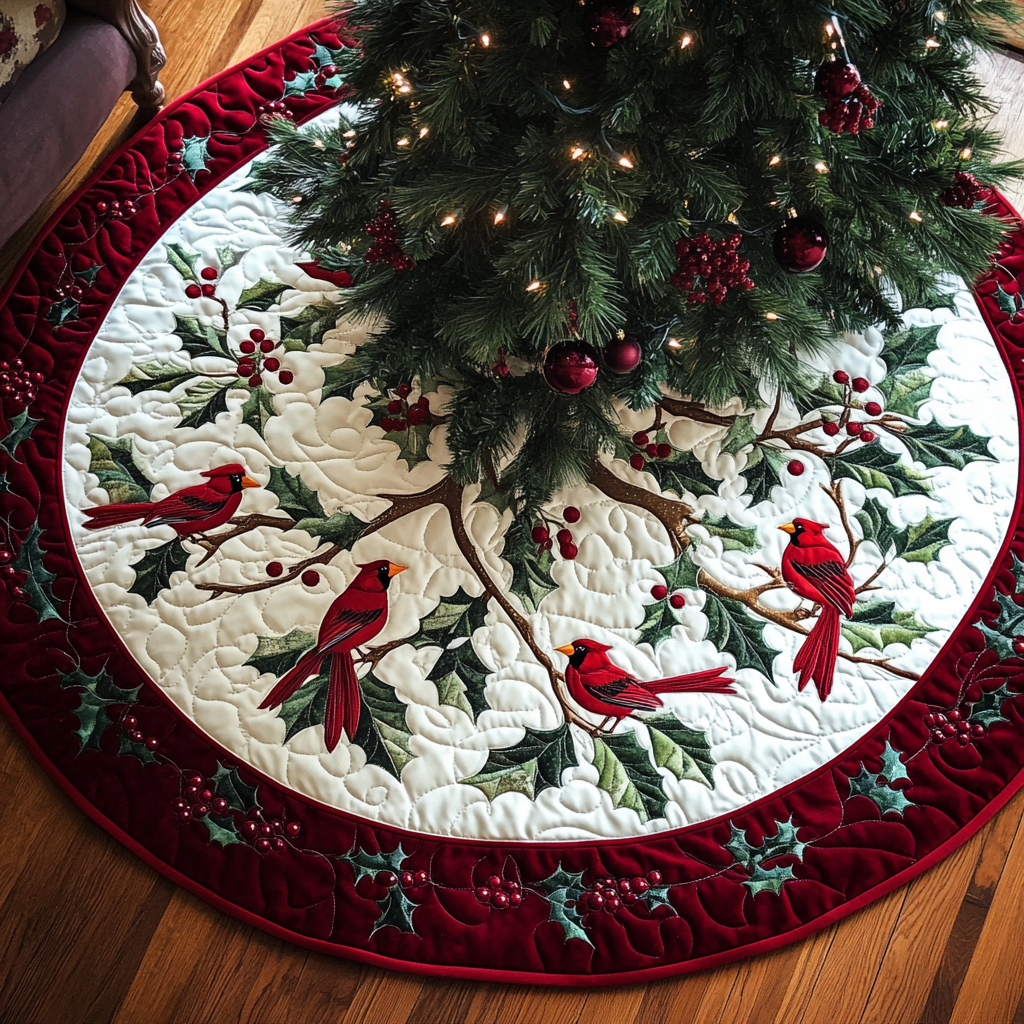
[487,874,503,889]
[823,422,841,437]
[278,371,294,385]
[931,729,946,743]
[629,453,646,471]
[563,506,581,523]
[401,871,415,887]
[815,59,862,101]
[408,407,430,426]
[192,804,209,818]
[122,714,138,731]
[491,891,510,909]
[259,340,274,354]
[413,869,428,885]
[632,431,649,447]
[657,443,672,459]
[847,422,863,435]
[1013,636,1024,656]
[557,529,573,545]
[532,525,550,543]
[632,876,649,893]
[852,377,870,393]
[212,797,229,815]
[286,821,302,838]
[237,361,255,377]
[249,328,266,342]
[647,870,662,885]
[69,285,84,301]
[145,736,160,750]
[248,374,263,388]
[588,893,605,911]
[264,357,281,372]
[254,838,272,853]
[560,543,579,560]
[669,593,685,609]
[376,871,398,887]
[605,896,622,912]
[172,798,188,812]
[646,443,659,458]
[942,723,957,737]
[651,584,668,600]
[177,809,192,823]
[509,891,523,906]
[672,232,753,302]
[264,561,284,579]
[201,284,216,298]
[864,401,882,416]
[788,460,805,476]
[476,887,492,902]
[972,724,985,738]
[860,430,877,443]
[185,284,202,299]
[240,340,256,354]
[201,267,218,281]
[833,370,849,385]
[301,570,320,587]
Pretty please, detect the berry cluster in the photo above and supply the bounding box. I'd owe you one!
[815,60,879,134]
[627,429,672,472]
[240,809,302,853]
[474,873,523,909]
[184,266,221,302]
[315,63,338,87]
[942,171,992,210]
[925,707,983,747]
[650,583,685,609]
[671,233,753,305]
[821,370,880,443]
[570,871,664,915]
[365,201,414,271]
[377,867,431,890]
[381,384,430,431]
[256,98,295,123]
[0,359,43,406]
[585,1,637,47]
[171,771,230,824]
[492,350,510,378]
[121,713,160,752]
[266,562,321,587]
[532,506,581,560]
[95,198,138,220]
[234,327,293,387]
[0,533,24,600]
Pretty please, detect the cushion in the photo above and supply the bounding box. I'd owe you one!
[0,1,66,103]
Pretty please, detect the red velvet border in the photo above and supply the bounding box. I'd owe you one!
[3,20,1024,986]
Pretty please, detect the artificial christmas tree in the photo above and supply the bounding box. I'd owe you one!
[248,0,1019,519]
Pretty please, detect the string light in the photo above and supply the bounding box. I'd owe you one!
[960,146,973,160]
[765,312,779,321]
[726,212,738,224]
[312,139,325,150]
[680,34,693,48]
[924,37,940,48]
[570,146,586,160]
[343,130,356,138]
[667,338,683,349]
[397,137,410,147]
[419,126,429,138]
[935,9,946,21]
[290,195,304,205]
[480,32,491,46]
[617,154,635,169]
[909,210,923,222]
[493,206,507,224]
[441,213,459,226]
[563,79,572,90]
[392,72,412,94]
[815,161,829,173]
[612,211,628,222]
[526,279,542,292]
[933,119,949,130]
[769,155,782,166]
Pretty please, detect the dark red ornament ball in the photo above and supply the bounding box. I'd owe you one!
[604,335,642,374]
[773,216,828,273]
[543,342,599,395]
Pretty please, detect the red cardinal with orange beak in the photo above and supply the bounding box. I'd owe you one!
[259,560,406,751]
[554,639,734,733]
[82,463,259,536]
[779,519,856,700]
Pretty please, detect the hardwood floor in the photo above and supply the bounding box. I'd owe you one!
[3,4,1024,1020]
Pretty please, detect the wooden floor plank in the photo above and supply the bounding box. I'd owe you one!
[771,923,840,1023]
[340,969,424,1024]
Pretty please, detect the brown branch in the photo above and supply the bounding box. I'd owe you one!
[820,481,859,567]
[195,544,343,597]
[357,637,407,668]
[193,513,298,566]
[358,478,455,539]
[216,297,230,332]
[761,389,783,438]
[658,397,736,427]
[587,459,696,556]
[856,561,889,594]
[482,448,504,493]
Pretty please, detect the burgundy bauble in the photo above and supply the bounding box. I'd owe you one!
[815,59,861,100]
[543,342,599,395]
[604,335,642,374]
[585,2,637,47]
[773,216,829,273]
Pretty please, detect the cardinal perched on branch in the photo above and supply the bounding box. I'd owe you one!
[259,560,406,751]
[779,519,856,700]
[554,639,734,733]
[82,463,259,536]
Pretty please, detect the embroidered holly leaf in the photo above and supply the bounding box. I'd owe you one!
[1,408,40,460]
[117,732,159,764]
[643,448,718,499]
[791,374,847,417]
[593,732,667,824]
[241,385,275,433]
[279,301,339,351]
[246,628,317,677]
[878,740,911,784]
[292,511,365,548]
[0,471,9,494]
[341,841,408,885]
[995,283,1022,318]
[118,364,200,395]
[829,442,931,497]
[283,70,321,99]
[726,817,806,872]
[725,823,760,870]
[702,591,776,676]
[639,713,715,788]
[277,671,329,743]
[320,359,372,401]
[968,682,1017,730]
[46,296,81,326]
[75,262,104,286]
[721,415,757,455]
[855,499,953,565]
[427,638,492,721]
[182,135,212,181]
[892,420,994,472]
[266,465,327,520]
[502,524,557,614]
[60,665,140,752]
[354,672,415,776]
[645,886,674,908]
[165,242,202,283]
[1011,554,1024,593]
[877,324,940,418]
[128,538,190,602]
[237,278,288,312]
[977,591,1024,660]
[744,863,795,896]
[639,552,700,651]
[741,445,789,505]
[410,588,487,648]
[462,723,578,799]
[176,378,236,429]
[13,521,64,622]
[840,599,936,654]
[87,435,153,504]
[173,314,231,359]
[212,763,259,813]
[370,885,419,936]
[310,37,346,68]
[200,814,245,847]
[534,866,592,946]
[847,765,914,816]
[215,246,247,273]
[700,514,759,553]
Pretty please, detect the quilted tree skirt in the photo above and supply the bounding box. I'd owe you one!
[4,19,1024,986]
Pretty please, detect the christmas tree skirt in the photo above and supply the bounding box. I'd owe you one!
[4,19,1024,985]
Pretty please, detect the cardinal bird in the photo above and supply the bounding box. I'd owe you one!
[82,463,259,536]
[258,560,406,751]
[554,639,734,733]
[779,519,856,700]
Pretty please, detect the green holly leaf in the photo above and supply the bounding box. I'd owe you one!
[840,599,937,654]
[726,816,806,872]
[320,359,372,401]
[721,415,757,455]
[701,514,759,553]
[426,639,492,721]
[502,524,557,615]
[410,588,487,649]
[117,364,202,395]
[645,885,674,908]
[791,374,848,417]
[46,296,81,325]
[829,442,931,497]
[725,823,760,870]
[462,723,578,799]
[75,262,104,286]
[643,448,718,500]
[702,590,776,676]
[593,732,667,824]
[534,866,592,946]
[877,324,940,418]
[282,69,321,99]
[969,683,1017,730]
[654,549,701,592]
[246,628,317,677]
[240,385,275,434]
[292,511,366,548]
[854,498,953,568]
[878,740,911,784]
[215,246,247,273]
[165,242,202,283]
[265,465,327,521]
[201,814,246,847]
[173,314,231,360]
[1011,554,1024,594]
[341,841,408,885]
[995,283,1021,318]
[741,445,789,505]
[211,763,259,813]
[60,665,140,752]
[370,884,419,936]
[978,591,1024,660]
[237,278,289,312]
[354,672,415,776]
[127,538,190,603]
[279,301,339,351]
[310,37,346,68]
[637,597,683,651]
[13,521,64,622]
[743,863,795,896]
[87,435,153,505]
[893,420,994,472]
[1,408,40,460]
[381,420,433,469]
[117,732,159,764]
[848,765,914,816]
[639,713,715,787]
[182,135,212,181]
[177,378,236,429]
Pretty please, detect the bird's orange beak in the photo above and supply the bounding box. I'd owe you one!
[387,562,407,577]
[778,522,796,534]
[554,644,575,656]
[241,476,260,489]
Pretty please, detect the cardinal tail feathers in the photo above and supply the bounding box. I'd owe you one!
[259,649,326,709]
[324,651,361,752]
[651,667,735,695]
[793,605,840,700]
[81,502,153,530]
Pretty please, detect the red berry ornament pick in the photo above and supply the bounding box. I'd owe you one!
[365,201,415,271]
[671,233,753,305]
[815,59,861,100]
[543,342,599,395]
[942,171,992,209]
[773,216,828,273]
[604,335,642,374]
[816,60,880,134]
[585,0,637,46]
